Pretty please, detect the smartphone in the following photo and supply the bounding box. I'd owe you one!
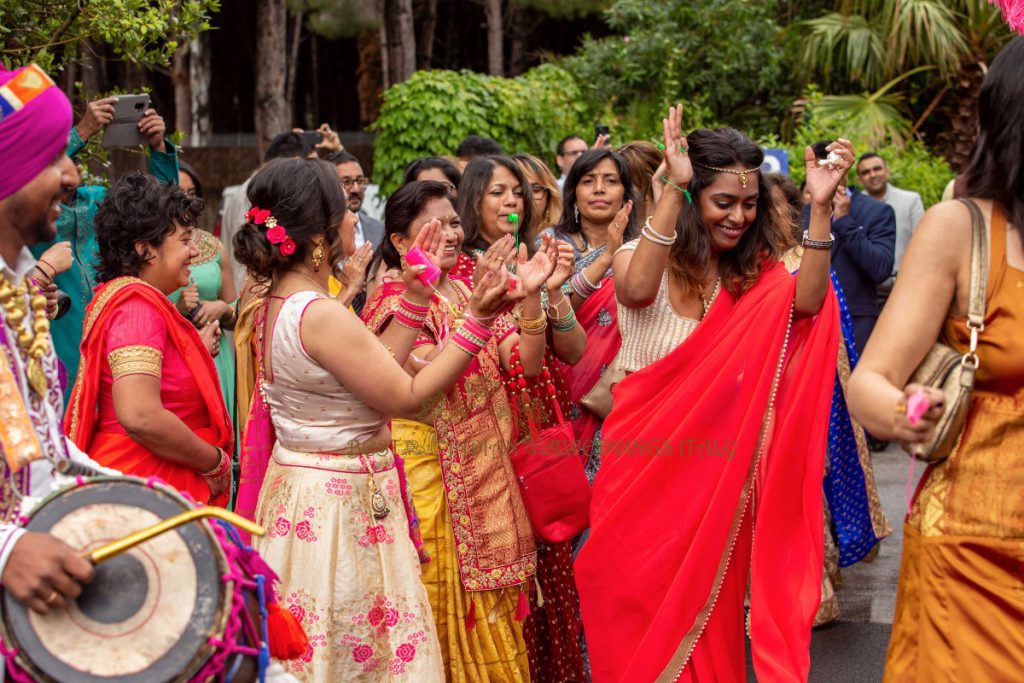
[299,130,323,148]
[595,124,611,141]
[101,93,151,148]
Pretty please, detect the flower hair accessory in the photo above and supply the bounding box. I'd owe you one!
[247,206,296,256]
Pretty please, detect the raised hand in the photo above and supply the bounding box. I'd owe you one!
[515,240,556,295]
[605,199,634,255]
[402,218,444,299]
[472,234,515,290]
[804,138,855,207]
[76,97,117,141]
[663,104,692,189]
[138,109,167,152]
[546,239,576,291]
[177,281,200,317]
[337,242,373,294]
[467,267,523,322]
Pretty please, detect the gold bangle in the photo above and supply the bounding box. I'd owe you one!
[520,321,548,335]
[894,402,907,415]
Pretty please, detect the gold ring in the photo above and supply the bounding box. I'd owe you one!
[613,223,622,230]
[894,403,907,415]
[44,591,59,605]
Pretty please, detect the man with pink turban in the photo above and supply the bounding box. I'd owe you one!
[0,62,101,616]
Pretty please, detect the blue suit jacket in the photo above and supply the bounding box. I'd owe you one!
[803,188,895,319]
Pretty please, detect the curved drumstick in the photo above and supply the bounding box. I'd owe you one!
[87,508,266,565]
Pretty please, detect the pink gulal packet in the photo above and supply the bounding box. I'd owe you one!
[405,246,441,286]
[905,389,932,425]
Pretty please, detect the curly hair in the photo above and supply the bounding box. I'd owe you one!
[232,158,347,283]
[94,172,203,283]
[668,128,793,297]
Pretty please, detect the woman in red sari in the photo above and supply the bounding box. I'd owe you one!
[66,173,233,505]
[575,106,853,682]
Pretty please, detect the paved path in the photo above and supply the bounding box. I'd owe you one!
[747,444,928,682]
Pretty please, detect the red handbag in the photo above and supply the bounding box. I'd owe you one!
[508,353,591,544]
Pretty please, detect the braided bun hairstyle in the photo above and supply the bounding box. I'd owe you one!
[232,157,347,282]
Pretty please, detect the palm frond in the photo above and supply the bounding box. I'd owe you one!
[881,0,968,76]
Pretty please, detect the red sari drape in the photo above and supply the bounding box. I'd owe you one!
[65,277,234,506]
[575,264,839,682]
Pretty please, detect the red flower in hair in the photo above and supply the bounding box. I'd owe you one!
[246,207,272,225]
[279,238,297,256]
[266,224,287,244]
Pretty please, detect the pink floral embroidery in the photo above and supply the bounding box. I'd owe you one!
[385,607,399,628]
[271,516,291,537]
[390,658,407,675]
[325,477,352,496]
[288,602,306,623]
[396,642,416,662]
[352,644,373,663]
[367,606,385,627]
[358,524,394,547]
[294,520,318,543]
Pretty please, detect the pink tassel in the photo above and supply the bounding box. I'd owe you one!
[991,0,1024,32]
[515,585,530,622]
[465,597,476,630]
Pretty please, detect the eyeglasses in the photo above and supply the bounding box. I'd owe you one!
[339,176,370,190]
[531,184,547,199]
[562,149,586,160]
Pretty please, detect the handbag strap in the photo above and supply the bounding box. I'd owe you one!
[957,198,989,382]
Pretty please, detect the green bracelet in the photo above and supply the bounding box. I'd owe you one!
[662,176,692,204]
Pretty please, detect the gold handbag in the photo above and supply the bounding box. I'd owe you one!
[902,198,988,463]
[580,353,625,419]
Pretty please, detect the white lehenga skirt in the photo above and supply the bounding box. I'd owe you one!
[253,443,444,683]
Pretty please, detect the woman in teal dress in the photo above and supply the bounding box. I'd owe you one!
[169,163,238,475]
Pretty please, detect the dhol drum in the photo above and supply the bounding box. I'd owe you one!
[0,477,270,683]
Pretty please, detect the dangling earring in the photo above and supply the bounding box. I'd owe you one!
[311,238,325,272]
[573,205,580,225]
[399,250,409,271]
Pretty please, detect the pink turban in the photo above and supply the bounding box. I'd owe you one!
[0,63,73,201]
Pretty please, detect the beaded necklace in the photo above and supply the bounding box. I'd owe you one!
[0,274,50,396]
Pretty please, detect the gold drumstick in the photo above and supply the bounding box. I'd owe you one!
[87,508,265,565]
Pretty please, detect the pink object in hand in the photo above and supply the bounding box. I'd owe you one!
[906,389,932,425]
[405,247,441,286]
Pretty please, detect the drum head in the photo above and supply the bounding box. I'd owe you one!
[1,479,227,683]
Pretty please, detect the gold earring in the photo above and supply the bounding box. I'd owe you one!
[399,250,409,271]
[312,238,325,272]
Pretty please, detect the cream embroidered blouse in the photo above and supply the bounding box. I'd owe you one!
[615,239,701,373]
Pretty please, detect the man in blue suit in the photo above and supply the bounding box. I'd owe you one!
[805,141,896,356]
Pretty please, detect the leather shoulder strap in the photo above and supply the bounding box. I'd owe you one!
[958,198,989,329]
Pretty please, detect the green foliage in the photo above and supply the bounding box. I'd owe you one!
[290,0,382,39]
[0,0,220,72]
[563,0,797,139]
[760,92,952,206]
[880,141,953,207]
[371,65,591,197]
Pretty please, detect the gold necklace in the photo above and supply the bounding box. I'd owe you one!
[0,274,50,396]
[436,278,468,324]
[292,271,329,296]
[697,278,722,318]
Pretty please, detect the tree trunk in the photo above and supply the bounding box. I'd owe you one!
[172,42,192,144]
[383,0,416,85]
[379,23,390,92]
[357,31,384,126]
[936,58,987,172]
[255,0,289,154]
[484,0,503,76]
[418,0,438,69]
[286,11,303,128]
[189,34,212,146]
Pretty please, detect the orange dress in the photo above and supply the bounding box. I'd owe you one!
[885,205,1024,681]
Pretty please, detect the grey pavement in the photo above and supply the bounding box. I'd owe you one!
[747,444,928,682]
